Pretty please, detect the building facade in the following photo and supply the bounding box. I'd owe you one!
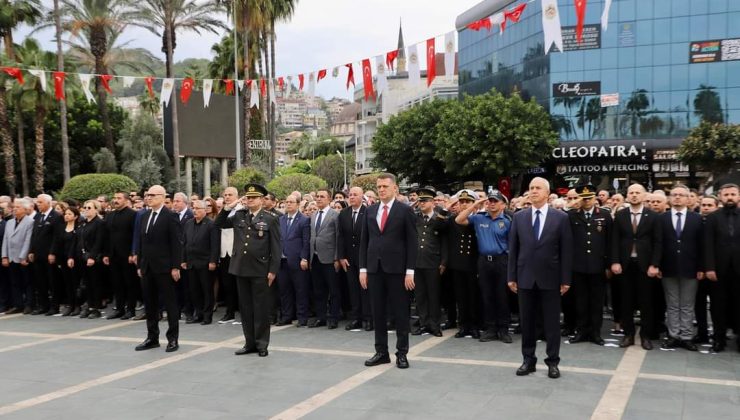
[456,0,740,191]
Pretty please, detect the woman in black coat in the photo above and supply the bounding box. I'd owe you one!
[51,206,82,316]
[78,200,105,319]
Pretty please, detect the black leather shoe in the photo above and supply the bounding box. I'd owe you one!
[711,341,726,353]
[479,330,497,342]
[135,339,160,351]
[201,319,212,325]
[430,330,443,337]
[235,346,258,355]
[570,333,589,343]
[276,319,292,326]
[186,317,203,325]
[258,349,269,357]
[591,336,605,346]
[363,321,374,331]
[165,341,179,352]
[411,327,424,336]
[662,337,681,349]
[345,320,361,330]
[396,354,409,369]
[470,329,481,339]
[516,363,536,376]
[364,352,391,366]
[682,340,698,351]
[547,365,561,379]
[185,316,195,323]
[327,320,338,329]
[560,328,574,337]
[120,311,134,320]
[296,320,308,327]
[106,311,124,320]
[619,336,635,348]
[308,319,327,328]
[45,308,59,316]
[455,329,467,338]
[641,339,653,350]
[498,332,513,344]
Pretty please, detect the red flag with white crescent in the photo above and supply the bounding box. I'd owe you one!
[361,59,374,101]
[224,79,234,95]
[386,50,399,71]
[2,67,24,84]
[278,76,284,90]
[502,3,527,33]
[53,71,65,100]
[575,0,588,43]
[466,17,491,31]
[498,177,511,199]
[426,38,436,87]
[298,74,304,90]
[317,69,327,82]
[260,79,266,97]
[145,76,154,98]
[180,77,194,104]
[100,74,114,94]
[345,63,355,89]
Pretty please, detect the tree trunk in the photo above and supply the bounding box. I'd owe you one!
[261,26,272,177]
[15,99,29,196]
[269,20,277,179]
[165,21,181,190]
[54,0,70,183]
[0,86,16,195]
[3,33,14,58]
[33,103,46,193]
[91,27,114,153]
[241,7,251,166]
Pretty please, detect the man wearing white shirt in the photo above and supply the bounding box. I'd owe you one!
[218,187,242,323]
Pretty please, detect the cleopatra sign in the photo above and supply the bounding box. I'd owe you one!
[551,143,647,160]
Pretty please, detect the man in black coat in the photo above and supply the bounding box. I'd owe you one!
[134,185,183,353]
[276,194,310,327]
[611,183,662,350]
[447,191,480,339]
[704,183,740,352]
[182,200,220,325]
[337,187,371,331]
[103,192,138,320]
[27,194,63,315]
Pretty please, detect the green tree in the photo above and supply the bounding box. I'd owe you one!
[288,135,343,160]
[313,152,354,191]
[266,174,327,199]
[118,113,172,189]
[276,159,311,176]
[623,89,650,137]
[350,173,381,193]
[92,147,117,172]
[228,167,267,189]
[693,84,723,124]
[57,173,137,201]
[678,121,740,177]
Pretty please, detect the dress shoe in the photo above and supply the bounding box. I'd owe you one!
[692,333,710,344]
[327,320,338,329]
[547,365,561,379]
[88,309,101,319]
[132,313,146,321]
[364,352,391,367]
[69,307,81,317]
[5,307,21,314]
[60,307,72,317]
[45,308,59,316]
[682,340,698,351]
[79,308,90,319]
[185,315,195,323]
[135,339,160,351]
[662,337,681,349]
[31,308,46,315]
[641,338,653,350]
[711,341,726,353]
[235,346,258,355]
[470,329,481,339]
[363,321,373,331]
[396,353,409,369]
[219,312,235,323]
[345,320,362,330]
[498,332,513,344]
[479,330,497,342]
[591,335,605,346]
[258,349,269,357]
[570,333,589,343]
[430,329,443,337]
[186,317,203,325]
[276,319,292,326]
[296,320,308,327]
[411,327,424,336]
[106,311,124,320]
[454,329,467,338]
[201,319,212,325]
[165,341,179,352]
[516,363,536,376]
[309,319,327,328]
[23,306,33,315]
[560,327,575,337]
[619,336,635,348]
[120,311,134,320]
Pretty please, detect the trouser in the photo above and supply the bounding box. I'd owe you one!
[369,266,410,355]
[177,269,193,317]
[574,272,606,337]
[621,259,655,339]
[142,272,178,343]
[311,256,341,322]
[61,263,81,308]
[519,286,561,366]
[32,257,54,311]
[346,264,371,323]
[219,256,238,314]
[440,269,456,326]
[8,263,31,309]
[453,269,479,330]
[709,268,740,345]
[662,276,698,341]
[652,279,667,338]
[236,276,272,351]
[110,257,138,313]
[0,266,9,310]
[695,280,711,338]
[477,255,510,332]
[189,266,214,322]
[609,274,623,325]
[84,263,102,309]
[415,267,441,331]
[278,260,310,322]
[561,278,577,332]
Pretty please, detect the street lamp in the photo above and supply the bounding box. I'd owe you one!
[336,150,346,191]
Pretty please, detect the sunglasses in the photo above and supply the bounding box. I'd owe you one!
[83,206,94,210]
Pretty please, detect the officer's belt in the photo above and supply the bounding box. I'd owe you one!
[481,254,507,262]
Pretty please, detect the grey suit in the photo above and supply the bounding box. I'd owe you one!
[309,207,341,323]
[2,216,35,310]
[310,207,339,263]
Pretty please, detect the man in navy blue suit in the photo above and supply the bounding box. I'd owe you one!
[508,177,573,379]
[276,194,311,326]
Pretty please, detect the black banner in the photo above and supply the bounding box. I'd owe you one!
[561,24,601,51]
[689,38,740,63]
[552,81,601,97]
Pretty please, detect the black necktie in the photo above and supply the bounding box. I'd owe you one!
[675,212,683,238]
[146,211,157,234]
[423,215,429,223]
[352,211,357,227]
[585,211,591,221]
[533,210,541,240]
[287,216,293,232]
[315,210,324,231]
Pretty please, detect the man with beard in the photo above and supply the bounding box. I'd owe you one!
[103,192,138,319]
[694,195,719,344]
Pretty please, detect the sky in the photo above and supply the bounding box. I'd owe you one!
[19,0,482,100]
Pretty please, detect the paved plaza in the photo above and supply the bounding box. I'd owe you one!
[0,310,738,419]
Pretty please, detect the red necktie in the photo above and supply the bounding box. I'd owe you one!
[380,205,389,232]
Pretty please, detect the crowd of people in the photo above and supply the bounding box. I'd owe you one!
[0,176,738,375]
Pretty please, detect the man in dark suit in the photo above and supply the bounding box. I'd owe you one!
[276,194,310,326]
[704,183,740,352]
[660,185,702,351]
[694,195,719,344]
[215,184,281,357]
[172,192,194,322]
[28,194,63,315]
[103,192,138,320]
[182,200,220,325]
[134,185,183,353]
[610,183,662,350]
[338,187,371,331]
[508,177,573,379]
[360,173,418,369]
[568,185,612,345]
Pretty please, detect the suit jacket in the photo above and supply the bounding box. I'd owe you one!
[280,212,310,268]
[215,208,281,277]
[136,206,183,276]
[29,210,63,257]
[1,216,34,263]
[176,208,194,225]
[183,217,220,269]
[568,207,612,274]
[359,200,418,274]
[337,205,366,267]
[104,207,136,260]
[77,216,105,262]
[610,207,662,271]
[309,207,339,264]
[660,210,702,279]
[415,210,448,269]
[507,206,573,290]
[703,206,740,274]
[131,208,148,255]
[446,216,477,272]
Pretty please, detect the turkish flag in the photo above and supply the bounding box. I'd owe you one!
[575,0,588,43]
[100,74,114,94]
[498,177,512,199]
[386,50,399,71]
[345,63,355,89]
[278,76,284,90]
[502,3,527,32]
[298,74,304,90]
[53,71,65,100]
[2,67,24,84]
[361,59,374,101]
[180,77,194,104]
[317,69,327,82]
[224,79,234,95]
[145,76,154,97]
[466,17,491,31]
[426,38,436,87]
[259,79,266,97]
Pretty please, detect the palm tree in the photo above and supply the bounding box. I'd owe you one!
[137,0,225,190]
[53,0,71,183]
[208,31,243,91]
[624,89,650,137]
[65,29,157,75]
[138,92,160,117]
[693,84,723,124]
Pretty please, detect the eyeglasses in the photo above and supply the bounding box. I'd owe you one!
[144,193,164,198]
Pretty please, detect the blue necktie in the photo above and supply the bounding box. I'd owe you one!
[315,210,323,231]
[533,210,541,240]
[675,212,682,238]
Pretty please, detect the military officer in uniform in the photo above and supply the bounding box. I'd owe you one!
[447,190,480,339]
[215,184,281,357]
[411,188,448,337]
[568,185,612,345]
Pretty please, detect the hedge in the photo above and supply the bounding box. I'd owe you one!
[266,174,327,199]
[57,174,138,202]
[228,168,267,191]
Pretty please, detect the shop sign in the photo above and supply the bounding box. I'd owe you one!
[552,143,646,159]
[552,81,601,97]
[562,24,601,51]
[556,163,650,175]
[689,38,740,63]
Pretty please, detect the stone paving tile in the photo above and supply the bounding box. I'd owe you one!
[625,379,740,420]
[640,346,740,381]
[0,335,49,349]
[0,315,114,334]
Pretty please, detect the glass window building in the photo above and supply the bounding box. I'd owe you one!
[456,0,740,190]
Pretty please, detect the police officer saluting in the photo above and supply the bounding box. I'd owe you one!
[568,185,611,345]
[215,184,281,357]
